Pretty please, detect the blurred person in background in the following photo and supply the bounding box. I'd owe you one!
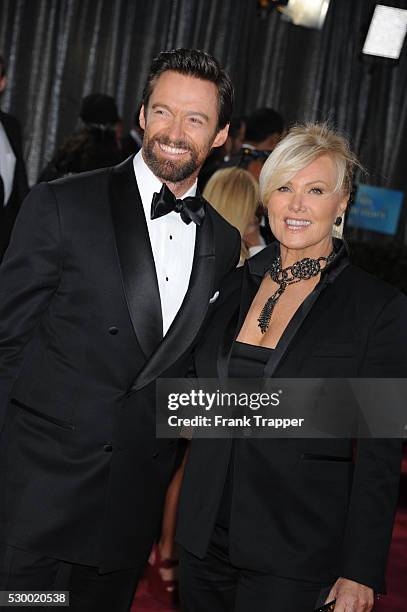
[198,116,245,189]
[38,93,123,182]
[244,107,285,150]
[0,53,29,261]
[233,107,285,179]
[224,116,246,160]
[227,108,285,245]
[204,167,265,264]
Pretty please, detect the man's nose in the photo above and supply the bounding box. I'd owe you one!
[167,117,184,142]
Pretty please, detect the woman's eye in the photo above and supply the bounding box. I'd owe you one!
[310,187,323,194]
[277,186,290,192]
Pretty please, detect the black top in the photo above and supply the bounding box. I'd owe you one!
[216,340,273,528]
[229,340,273,378]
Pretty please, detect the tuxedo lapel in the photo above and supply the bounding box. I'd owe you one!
[109,157,163,358]
[132,210,215,390]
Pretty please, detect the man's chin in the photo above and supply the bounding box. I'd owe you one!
[156,167,196,183]
[150,157,198,183]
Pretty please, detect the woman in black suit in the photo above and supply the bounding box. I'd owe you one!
[176,123,407,612]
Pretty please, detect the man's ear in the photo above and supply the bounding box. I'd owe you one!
[139,105,146,130]
[211,124,229,149]
[0,75,7,94]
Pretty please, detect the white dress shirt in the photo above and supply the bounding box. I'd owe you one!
[0,121,16,207]
[133,151,197,335]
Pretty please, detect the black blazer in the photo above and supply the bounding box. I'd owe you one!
[177,242,407,593]
[0,111,29,260]
[0,156,240,572]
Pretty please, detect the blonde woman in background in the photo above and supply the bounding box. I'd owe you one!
[203,167,265,265]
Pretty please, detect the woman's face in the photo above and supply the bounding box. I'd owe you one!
[266,154,348,258]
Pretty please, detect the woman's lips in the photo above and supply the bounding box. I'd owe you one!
[284,218,312,231]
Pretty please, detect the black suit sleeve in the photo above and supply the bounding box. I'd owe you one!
[1,113,29,201]
[0,114,29,260]
[340,292,407,592]
[0,183,62,431]
[228,228,241,273]
[9,115,29,200]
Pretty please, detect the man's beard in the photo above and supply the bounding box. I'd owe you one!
[143,134,203,183]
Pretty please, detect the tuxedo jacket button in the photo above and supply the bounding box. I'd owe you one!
[108,326,119,335]
[103,444,113,452]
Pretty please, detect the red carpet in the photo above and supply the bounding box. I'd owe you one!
[375,451,407,612]
[132,451,407,611]
[132,576,177,611]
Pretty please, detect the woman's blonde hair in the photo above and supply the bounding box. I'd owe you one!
[259,122,362,206]
[203,167,259,262]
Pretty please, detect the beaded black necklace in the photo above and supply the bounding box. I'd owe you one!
[257,251,335,334]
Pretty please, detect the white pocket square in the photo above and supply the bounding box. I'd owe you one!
[209,290,220,304]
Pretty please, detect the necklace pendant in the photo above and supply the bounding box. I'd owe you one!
[258,296,276,334]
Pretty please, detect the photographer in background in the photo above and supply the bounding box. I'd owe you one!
[38,93,123,182]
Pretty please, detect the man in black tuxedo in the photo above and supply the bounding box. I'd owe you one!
[0,54,29,261]
[0,48,240,610]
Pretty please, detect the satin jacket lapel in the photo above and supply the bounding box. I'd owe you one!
[133,211,215,390]
[264,240,350,378]
[263,285,324,378]
[109,157,163,358]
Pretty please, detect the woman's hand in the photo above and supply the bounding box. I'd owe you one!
[326,577,374,611]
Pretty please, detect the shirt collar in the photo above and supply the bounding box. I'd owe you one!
[133,149,198,218]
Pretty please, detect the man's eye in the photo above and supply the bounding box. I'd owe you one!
[189,117,203,125]
[155,109,166,116]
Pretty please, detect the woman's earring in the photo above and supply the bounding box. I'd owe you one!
[332,215,344,239]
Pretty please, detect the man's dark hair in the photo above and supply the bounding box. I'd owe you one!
[142,48,234,131]
[0,54,6,78]
[245,107,285,144]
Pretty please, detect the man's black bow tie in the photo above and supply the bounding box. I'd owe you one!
[151,183,205,226]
